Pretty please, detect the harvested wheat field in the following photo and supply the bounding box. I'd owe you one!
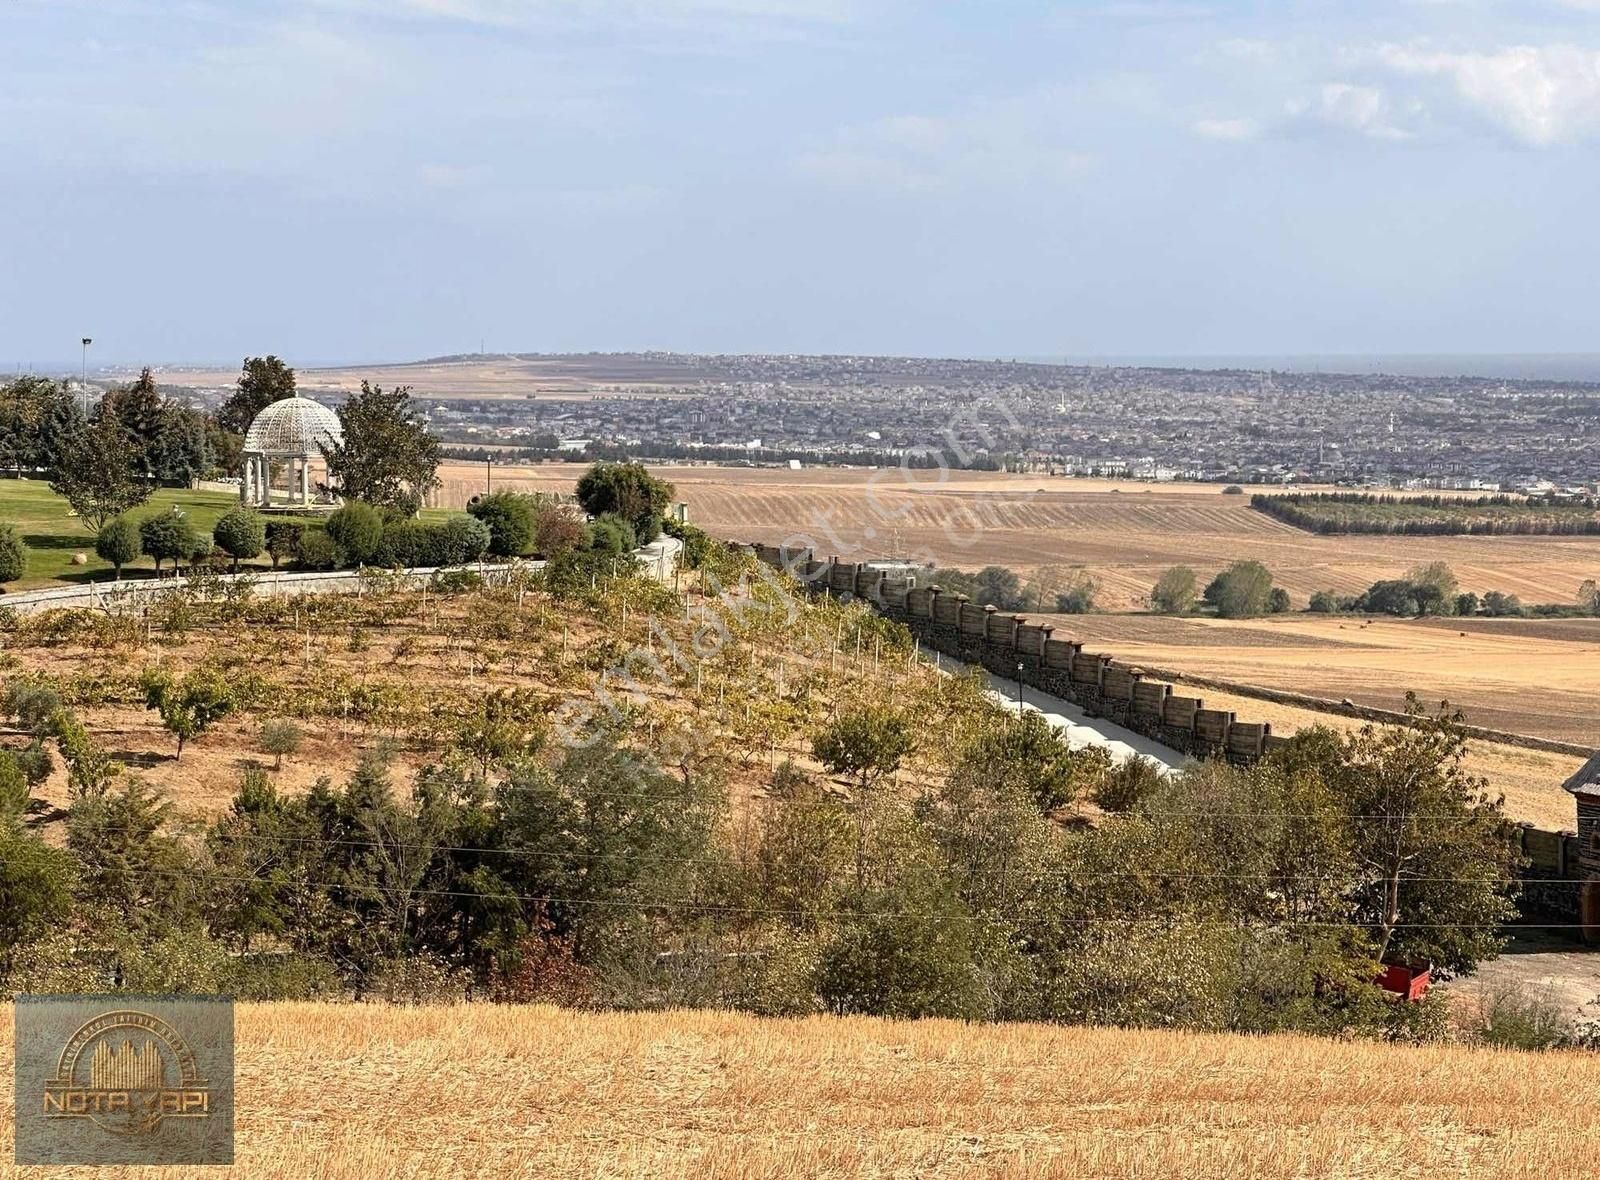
[3,1003,1599,1179]
[437,463,1600,613]
[1042,613,1600,749]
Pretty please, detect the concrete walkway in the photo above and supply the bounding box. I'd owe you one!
[925,652,1187,775]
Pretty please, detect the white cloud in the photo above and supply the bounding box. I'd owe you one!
[1192,117,1259,141]
[798,94,1097,192]
[1288,82,1417,141]
[1378,43,1600,146]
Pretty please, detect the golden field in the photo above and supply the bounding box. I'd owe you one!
[435,463,1600,612]
[1043,612,1600,748]
[3,1003,1599,1179]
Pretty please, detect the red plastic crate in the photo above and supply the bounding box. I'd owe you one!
[1376,964,1431,1002]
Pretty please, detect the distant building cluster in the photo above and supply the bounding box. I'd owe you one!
[165,352,1600,491]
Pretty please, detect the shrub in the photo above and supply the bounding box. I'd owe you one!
[265,521,304,569]
[212,507,266,571]
[1482,590,1524,618]
[1357,579,1421,617]
[1222,485,1245,495]
[325,501,385,565]
[1308,590,1343,613]
[1467,987,1580,1051]
[94,517,141,579]
[589,513,637,554]
[438,514,492,564]
[375,520,441,568]
[1268,587,1291,614]
[295,529,339,570]
[534,502,592,558]
[467,491,535,557]
[138,512,200,575]
[259,718,303,770]
[1054,570,1098,614]
[1092,756,1166,813]
[0,525,28,585]
[430,569,483,595]
[1150,566,1197,614]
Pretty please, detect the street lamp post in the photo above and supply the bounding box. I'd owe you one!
[1016,661,1025,714]
[80,337,92,416]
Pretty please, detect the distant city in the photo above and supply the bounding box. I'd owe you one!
[53,351,1600,491]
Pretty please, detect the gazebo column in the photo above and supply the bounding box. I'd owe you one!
[300,458,311,505]
[240,459,251,504]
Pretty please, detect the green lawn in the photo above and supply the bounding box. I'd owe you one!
[0,479,275,589]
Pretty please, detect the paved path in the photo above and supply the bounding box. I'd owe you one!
[924,652,1186,775]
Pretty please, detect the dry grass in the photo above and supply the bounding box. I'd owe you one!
[2,1002,1598,1178]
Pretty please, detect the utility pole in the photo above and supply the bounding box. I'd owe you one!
[80,337,92,416]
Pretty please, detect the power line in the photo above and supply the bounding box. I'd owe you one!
[82,866,1557,929]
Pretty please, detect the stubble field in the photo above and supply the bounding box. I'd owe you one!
[436,463,1600,612]
[2,1003,1598,1179]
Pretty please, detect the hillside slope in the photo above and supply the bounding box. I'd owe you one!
[1,1003,1595,1179]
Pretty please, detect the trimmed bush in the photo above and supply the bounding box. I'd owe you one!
[138,513,200,576]
[467,491,535,557]
[94,517,142,579]
[265,521,304,569]
[295,529,339,570]
[589,513,636,554]
[0,523,29,584]
[438,514,492,564]
[325,502,385,565]
[213,508,267,571]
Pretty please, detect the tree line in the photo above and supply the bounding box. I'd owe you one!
[1252,492,1600,537]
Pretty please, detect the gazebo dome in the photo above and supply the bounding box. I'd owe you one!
[243,397,343,458]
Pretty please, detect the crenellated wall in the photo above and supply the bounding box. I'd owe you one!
[746,543,1280,766]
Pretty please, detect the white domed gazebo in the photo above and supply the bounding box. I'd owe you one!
[240,397,343,509]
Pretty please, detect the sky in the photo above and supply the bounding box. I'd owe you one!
[4,0,1600,367]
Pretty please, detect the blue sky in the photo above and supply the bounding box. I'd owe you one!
[4,0,1600,365]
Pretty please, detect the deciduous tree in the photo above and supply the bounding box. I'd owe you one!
[323,382,441,515]
[49,416,154,531]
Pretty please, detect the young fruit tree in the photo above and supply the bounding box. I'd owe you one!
[138,667,237,761]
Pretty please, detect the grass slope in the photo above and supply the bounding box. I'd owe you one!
[0,480,247,588]
[0,480,457,590]
[1,1003,1595,1178]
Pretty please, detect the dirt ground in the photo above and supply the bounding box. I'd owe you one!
[1440,930,1600,1026]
